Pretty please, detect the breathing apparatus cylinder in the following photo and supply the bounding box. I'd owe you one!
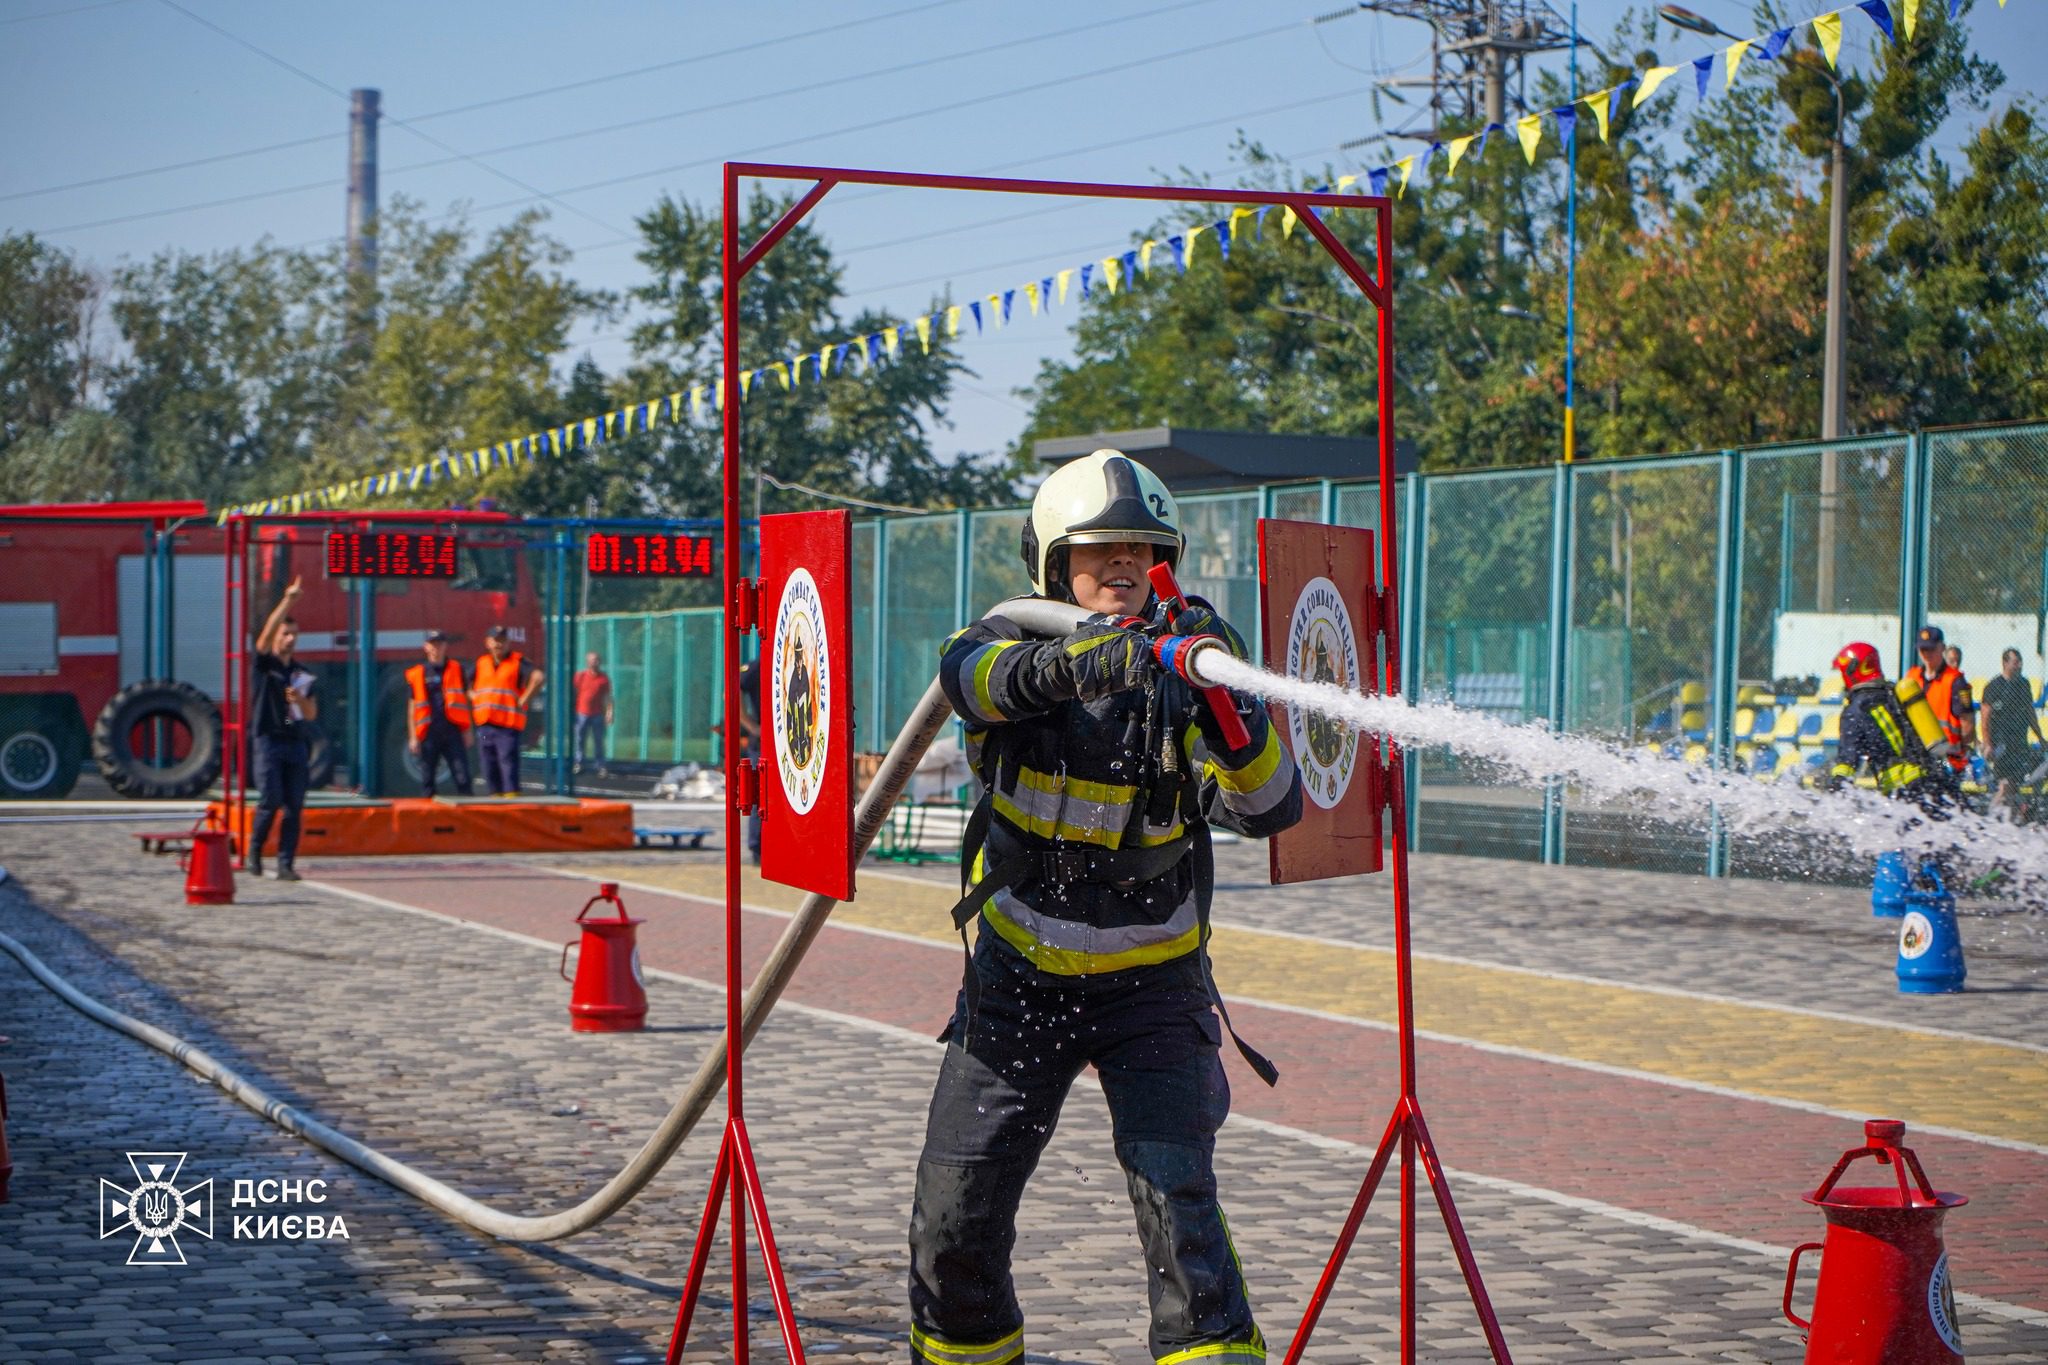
[1891,671,1954,760]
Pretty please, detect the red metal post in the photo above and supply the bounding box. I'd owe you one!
[1280,198,1513,1364]
[222,516,248,864]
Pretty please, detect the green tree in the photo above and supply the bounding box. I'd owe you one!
[622,186,1009,520]
[102,239,344,505]
[0,233,104,488]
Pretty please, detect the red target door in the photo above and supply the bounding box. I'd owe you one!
[757,509,856,900]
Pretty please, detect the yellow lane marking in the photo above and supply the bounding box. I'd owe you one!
[581,862,2048,1147]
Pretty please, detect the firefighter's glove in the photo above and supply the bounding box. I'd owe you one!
[1051,617,1162,701]
[1149,596,1251,660]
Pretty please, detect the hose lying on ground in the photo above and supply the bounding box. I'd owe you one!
[0,597,1085,1242]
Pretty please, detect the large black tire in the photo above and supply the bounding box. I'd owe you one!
[0,695,87,799]
[93,680,223,800]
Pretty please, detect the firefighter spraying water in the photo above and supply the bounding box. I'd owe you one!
[910,449,1302,1365]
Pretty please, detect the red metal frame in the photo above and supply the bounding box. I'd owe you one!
[667,161,1506,1364]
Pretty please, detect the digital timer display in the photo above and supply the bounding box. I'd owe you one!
[325,530,460,578]
[586,532,716,578]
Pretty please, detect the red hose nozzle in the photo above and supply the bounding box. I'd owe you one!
[1146,563,1251,750]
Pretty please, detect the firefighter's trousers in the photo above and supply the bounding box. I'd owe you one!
[907,939,1264,1365]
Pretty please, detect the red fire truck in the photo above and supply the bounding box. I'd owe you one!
[0,503,546,799]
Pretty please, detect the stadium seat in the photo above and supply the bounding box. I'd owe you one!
[1774,748,1807,778]
[1773,709,1803,742]
[1683,742,1709,765]
[1821,711,1842,743]
[1816,672,1844,702]
[1732,706,1757,741]
[1680,681,1707,707]
[1797,711,1825,746]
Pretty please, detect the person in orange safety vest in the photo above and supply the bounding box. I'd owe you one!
[472,624,544,796]
[1912,625,1975,775]
[405,630,472,797]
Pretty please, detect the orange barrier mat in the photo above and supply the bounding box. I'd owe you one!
[208,797,634,857]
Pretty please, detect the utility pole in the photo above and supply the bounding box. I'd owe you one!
[346,88,380,350]
[1817,76,1849,609]
[1359,1,1576,261]
[1363,0,1576,143]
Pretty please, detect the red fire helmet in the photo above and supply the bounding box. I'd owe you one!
[1833,641,1884,688]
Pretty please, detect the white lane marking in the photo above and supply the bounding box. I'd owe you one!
[301,873,2048,1330]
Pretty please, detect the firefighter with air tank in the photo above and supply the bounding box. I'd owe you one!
[1824,641,1959,813]
[907,450,1303,1365]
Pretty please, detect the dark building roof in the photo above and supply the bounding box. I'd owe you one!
[1033,426,1418,491]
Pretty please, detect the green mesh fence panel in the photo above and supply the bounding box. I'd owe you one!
[1334,481,1381,534]
[610,615,648,761]
[1926,423,2048,706]
[881,513,963,738]
[1176,492,1261,658]
[1267,483,1324,525]
[1566,457,1724,871]
[577,607,722,764]
[1739,438,1908,703]
[1410,468,1555,860]
[968,509,1030,615]
[852,520,880,750]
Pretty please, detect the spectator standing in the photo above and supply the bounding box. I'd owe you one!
[405,631,473,797]
[250,576,318,880]
[1980,647,2044,817]
[471,625,544,796]
[572,652,614,775]
[1912,626,1975,777]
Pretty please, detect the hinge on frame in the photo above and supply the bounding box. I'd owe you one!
[735,758,761,814]
[733,577,762,634]
[1374,585,1398,645]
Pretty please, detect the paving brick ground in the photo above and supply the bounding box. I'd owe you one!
[1,820,2043,1364]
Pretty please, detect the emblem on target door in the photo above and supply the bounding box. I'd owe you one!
[770,567,831,815]
[1285,576,1362,810]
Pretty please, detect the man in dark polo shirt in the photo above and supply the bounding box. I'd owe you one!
[250,575,317,880]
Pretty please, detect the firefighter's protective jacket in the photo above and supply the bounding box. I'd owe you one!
[1831,680,1943,800]
[939,610,1301,978]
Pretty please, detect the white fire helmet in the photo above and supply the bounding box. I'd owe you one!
[1021,449,1183,598]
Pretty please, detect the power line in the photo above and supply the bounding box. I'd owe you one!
[759,471,923,514]
[31,0,1223,236]
[153,0,632,239]
[0,131,338,204]
[405,11,1347,237]
[4,0,973,203]
[0,0,137,24]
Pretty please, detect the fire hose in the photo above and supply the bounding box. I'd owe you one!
[0,596,1275,1242]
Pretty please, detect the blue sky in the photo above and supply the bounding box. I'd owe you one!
[5,0,2041,467]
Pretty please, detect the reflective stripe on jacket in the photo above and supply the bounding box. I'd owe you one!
[405,660,471,741]
[939,611,1301,977]
[471,651,527,730]
[1834,682,1931,795]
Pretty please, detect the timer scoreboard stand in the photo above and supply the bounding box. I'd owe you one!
[585,530,716,577]
[325,529,460,578]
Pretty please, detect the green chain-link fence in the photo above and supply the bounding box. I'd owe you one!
[579,420,2048,876]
